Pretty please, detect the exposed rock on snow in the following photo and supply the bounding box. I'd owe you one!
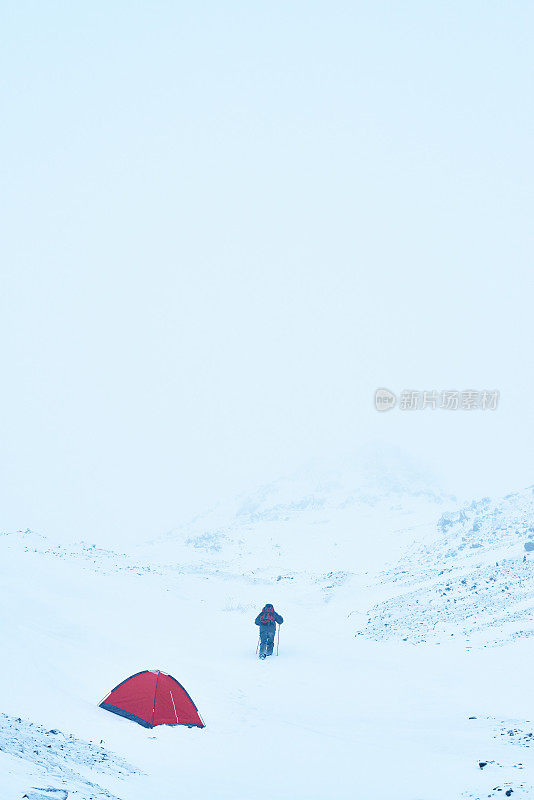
[361,487,534,646]
[23,789,68,799]
[0,714,137,800]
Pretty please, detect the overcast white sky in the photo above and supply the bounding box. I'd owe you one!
[1,2,533,543]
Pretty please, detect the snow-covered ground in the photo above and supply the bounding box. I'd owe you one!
[2,464,534,799]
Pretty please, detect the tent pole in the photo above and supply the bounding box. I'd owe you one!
[151,670,160,727]
[170,689,179,724]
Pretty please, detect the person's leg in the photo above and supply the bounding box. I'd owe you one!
[265,630,275,656]
[259,629,268,658]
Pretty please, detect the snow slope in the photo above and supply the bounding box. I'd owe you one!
[2,462,534,799]
[362,487,534,646]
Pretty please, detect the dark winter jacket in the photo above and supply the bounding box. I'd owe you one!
[255,605,283,635]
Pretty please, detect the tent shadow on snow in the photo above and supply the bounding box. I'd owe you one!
[99,670,205,729]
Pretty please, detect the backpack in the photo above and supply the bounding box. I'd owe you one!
[259,605,275,624]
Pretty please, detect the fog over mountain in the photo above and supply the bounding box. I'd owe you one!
[1,2,533,798]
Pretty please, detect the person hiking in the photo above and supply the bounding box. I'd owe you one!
[255,604,283,659]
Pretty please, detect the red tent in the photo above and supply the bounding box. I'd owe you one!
[99,670,205,728]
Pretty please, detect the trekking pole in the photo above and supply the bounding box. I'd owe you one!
[276,623,280,656]
[256,633,260,655]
